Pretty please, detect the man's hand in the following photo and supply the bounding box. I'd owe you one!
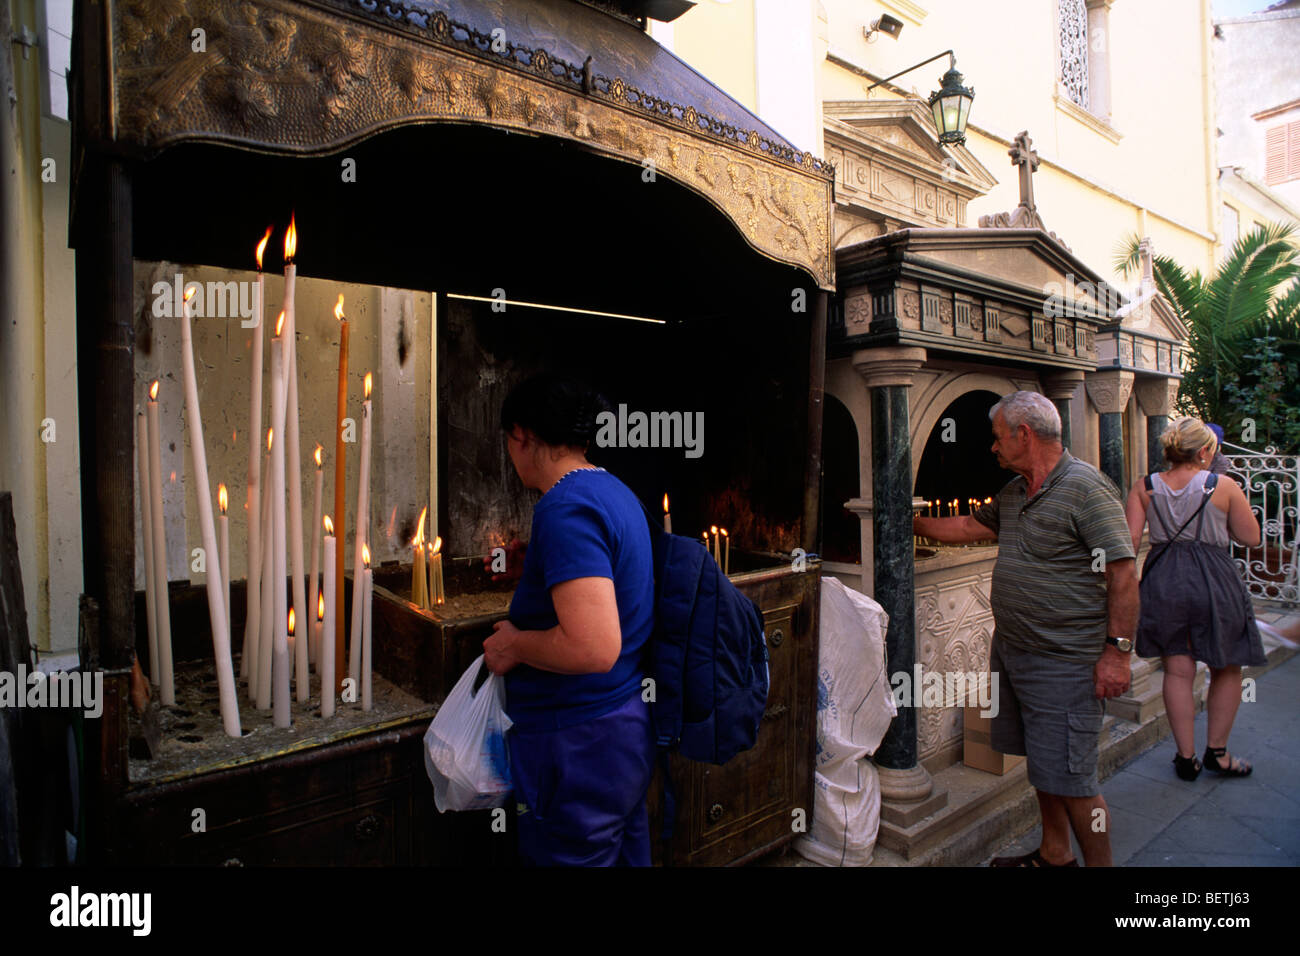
[483,619,523,675]
[1093,645,1131,699]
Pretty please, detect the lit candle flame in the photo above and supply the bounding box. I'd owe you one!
[267,427,274,451]
[323,514,334,536]
[318,591,325,621]
[431,535,442,556]
[288,607,295,636]
[720,528,728,538]
[663,494,670,514]
[334,295,345,322]
[218,483,228,513]
[364,372,372,400]
[150,380,159,401]
[314,444,323,468]
[415,506,427,548]
[255,225,273,271]
[710,525,718,535]
[275,310,285,337]
[284,212,297,263]
[184,285,197,305]
[362,543,371,567]
[169,470,176,483]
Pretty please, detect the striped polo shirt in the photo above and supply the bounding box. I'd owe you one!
[971,450,1135,662]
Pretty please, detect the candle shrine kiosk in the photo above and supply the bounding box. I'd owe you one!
[69,0,834,865]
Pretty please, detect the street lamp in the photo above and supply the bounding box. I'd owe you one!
[867,50,975,147]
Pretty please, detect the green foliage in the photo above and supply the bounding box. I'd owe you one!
[1114,222,1300,453]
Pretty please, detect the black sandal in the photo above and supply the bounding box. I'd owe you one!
[989,848,1078,867]
[1173,752,1202,781]
[1204,746,1252,777]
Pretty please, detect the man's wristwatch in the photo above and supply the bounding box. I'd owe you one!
[1106,636,1133,652]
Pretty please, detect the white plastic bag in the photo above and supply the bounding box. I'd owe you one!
[423,655,514,812]
[794,761,882,867]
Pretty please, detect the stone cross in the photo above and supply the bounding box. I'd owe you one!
[1009,130,1039,211]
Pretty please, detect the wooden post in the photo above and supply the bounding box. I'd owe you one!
[801,290,828,554]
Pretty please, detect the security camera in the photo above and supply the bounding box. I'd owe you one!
[864,14,904,41]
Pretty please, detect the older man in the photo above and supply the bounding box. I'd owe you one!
[914,391,1139,867]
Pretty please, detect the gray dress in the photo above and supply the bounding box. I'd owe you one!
[1136,470,1267,667]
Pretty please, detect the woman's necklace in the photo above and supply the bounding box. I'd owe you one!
[544,464,604,496]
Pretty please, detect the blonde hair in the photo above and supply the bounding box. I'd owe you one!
[1162,416,1217,465]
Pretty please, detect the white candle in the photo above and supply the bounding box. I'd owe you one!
[307,446,323,678]
[245,228,270,682]
[218,483,230,645]
[349,374,373,685]
[136,411,160,688]
[179,288,241,737]
[146,381,175,706]
[282,217,308,702]
[663,494,672,534]
[321,518,336,718]
[250,444,271,701]
[270,328,291,728]
[361,545,373,712]
[256,434,274,712]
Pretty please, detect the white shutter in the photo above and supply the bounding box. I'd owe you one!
[1266,125,1287,185]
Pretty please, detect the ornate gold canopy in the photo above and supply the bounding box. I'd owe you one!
[85,0,836,288]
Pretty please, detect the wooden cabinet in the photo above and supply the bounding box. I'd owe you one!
[649,562,819,866]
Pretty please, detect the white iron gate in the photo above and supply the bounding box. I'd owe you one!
[1222,443,1299,606]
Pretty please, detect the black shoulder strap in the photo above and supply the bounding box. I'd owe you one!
[1143,476,1218,577]
[1144,473,1154,492]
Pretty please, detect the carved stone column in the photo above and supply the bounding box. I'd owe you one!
[1135,377,1180,476]
[1042,370,1086,454]
[853,346,931,801]
[1085,370,1134,489]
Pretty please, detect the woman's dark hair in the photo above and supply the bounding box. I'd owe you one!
[500,373,610,450]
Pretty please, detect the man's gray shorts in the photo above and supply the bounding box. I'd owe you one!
[989,637,1103,798]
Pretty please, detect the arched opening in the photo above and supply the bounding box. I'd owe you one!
[821,394,860,563]
[913,389,1012,517]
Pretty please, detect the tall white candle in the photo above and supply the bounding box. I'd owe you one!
[270,329,291,729]
[250,445,271,701]
[179,289,241,737]
[218,483,230,646]
[136,411,160,688]
[321,519,337,718]
[361,546,373,712]
[245,228,270,682]
[283,217,308,691]
[256,434,275,710]
[305,446,323,687]
[146,381,175,706]
[349,374,373,685]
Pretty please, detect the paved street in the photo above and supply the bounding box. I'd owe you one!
[986,641,1300,866]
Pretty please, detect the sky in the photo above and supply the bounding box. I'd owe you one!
[1213,0,1289,16]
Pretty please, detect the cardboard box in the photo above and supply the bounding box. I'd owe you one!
[963,706,1025,775]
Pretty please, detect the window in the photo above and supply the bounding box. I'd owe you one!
[1059,0,1090,109]
[1222,204,1239,243]
[1265,121,1300,185]
[1058,0,1113,123]
[42,0,73,120]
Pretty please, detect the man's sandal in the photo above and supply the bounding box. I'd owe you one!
[1173,752,1202,781]
[989,848,1078,867]
[1204,745,1251,777]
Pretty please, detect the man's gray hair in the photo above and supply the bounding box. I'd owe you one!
[989,390,1061,442]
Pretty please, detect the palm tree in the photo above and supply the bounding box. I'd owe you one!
[1114,222,1300,434]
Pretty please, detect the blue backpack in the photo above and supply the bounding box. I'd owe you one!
[640,513,770,766]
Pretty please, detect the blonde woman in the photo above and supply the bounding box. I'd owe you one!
[1125,417,1266,781]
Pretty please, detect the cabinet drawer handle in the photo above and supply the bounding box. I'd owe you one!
[355,814,382,841]
[768,627,785,647]
[708,803,724,822]
[762,702,788,722]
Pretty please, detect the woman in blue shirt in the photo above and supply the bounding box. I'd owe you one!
[482,374,656,866]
